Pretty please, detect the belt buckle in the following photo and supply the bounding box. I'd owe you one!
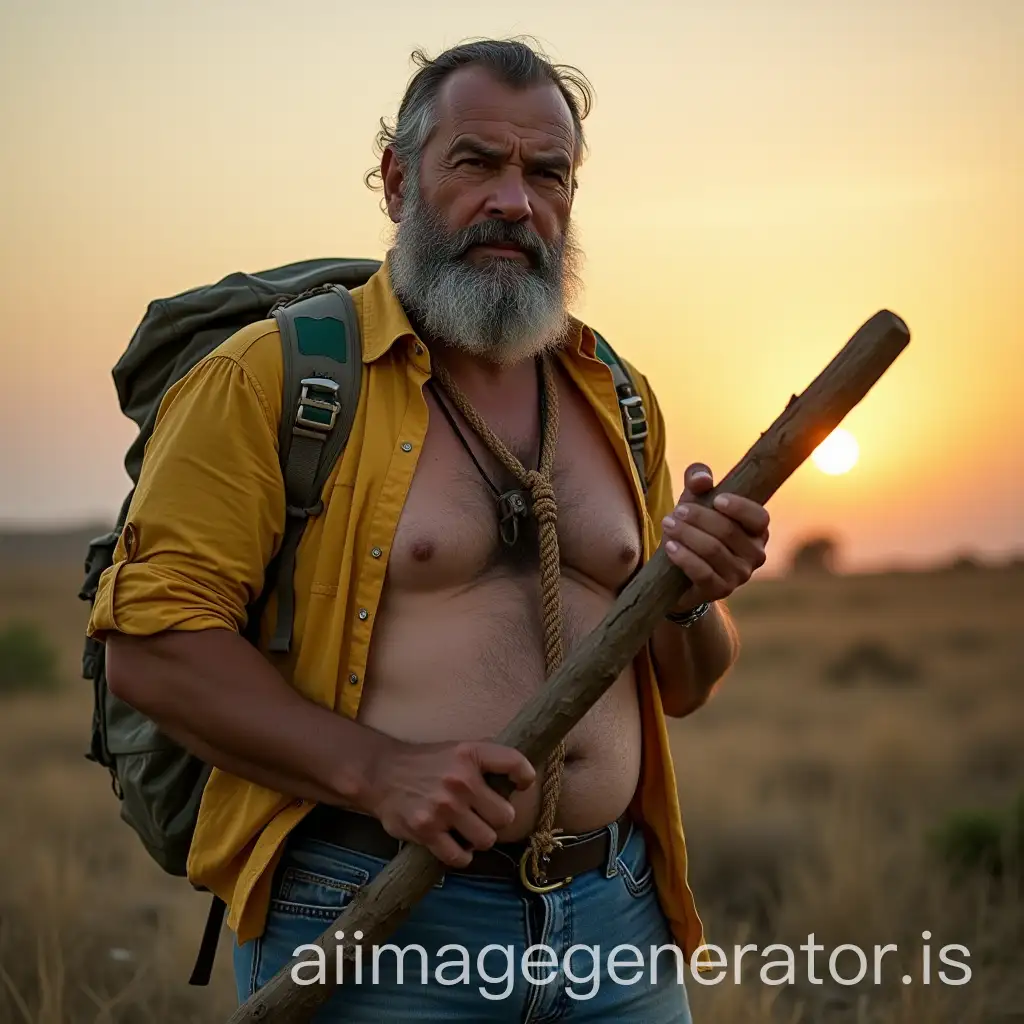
[518,835,577,894]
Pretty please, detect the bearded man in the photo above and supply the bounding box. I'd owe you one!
[91,38,770,1022]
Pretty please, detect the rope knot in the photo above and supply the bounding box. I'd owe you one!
[529,825,565,877]
[525,472,557,526]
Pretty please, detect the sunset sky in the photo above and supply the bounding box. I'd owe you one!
[2,0,1021,574]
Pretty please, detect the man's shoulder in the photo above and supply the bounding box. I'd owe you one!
[590,337,662,421]
[582,334,668,484]
[211,318,283,376]
[191,281,374,431]
[190,318,286,427]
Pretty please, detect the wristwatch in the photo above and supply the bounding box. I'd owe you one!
[665,600,712,627]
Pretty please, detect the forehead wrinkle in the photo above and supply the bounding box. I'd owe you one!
[444,125,573,161]
[431,67,578,161]
[450,108,573,137]
[441,115,574,165]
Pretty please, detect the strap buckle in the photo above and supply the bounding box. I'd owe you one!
[294,377,341,438]
[618,391,648,444]
[518,836,577,893]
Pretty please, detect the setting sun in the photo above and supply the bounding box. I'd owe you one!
[812,428,860,476]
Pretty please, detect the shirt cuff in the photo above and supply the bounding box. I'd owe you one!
[87,559,242,640]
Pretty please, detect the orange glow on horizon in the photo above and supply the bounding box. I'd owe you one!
[0,0,1021,573]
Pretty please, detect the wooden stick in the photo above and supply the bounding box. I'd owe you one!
[226,309,911,1023]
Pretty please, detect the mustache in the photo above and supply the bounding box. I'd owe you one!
[442,218,552,269]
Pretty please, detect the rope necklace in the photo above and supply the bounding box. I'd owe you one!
[428,354,568,879]
[425,357,548,550]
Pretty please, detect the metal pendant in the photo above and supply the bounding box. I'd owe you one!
[497,489,529,548]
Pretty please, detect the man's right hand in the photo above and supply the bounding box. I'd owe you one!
[364,739,536,868]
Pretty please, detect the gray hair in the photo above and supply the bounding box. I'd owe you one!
[365,38,595,195]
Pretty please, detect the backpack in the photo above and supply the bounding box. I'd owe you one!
[76,255,650,985]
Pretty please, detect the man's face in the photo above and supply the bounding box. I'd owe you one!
[385,65,583,364]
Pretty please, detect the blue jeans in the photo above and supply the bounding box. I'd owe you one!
[234,818,693,1021]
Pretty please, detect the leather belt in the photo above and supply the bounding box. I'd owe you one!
[293,805,633,894]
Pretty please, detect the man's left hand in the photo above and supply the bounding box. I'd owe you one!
[661,462,770,609]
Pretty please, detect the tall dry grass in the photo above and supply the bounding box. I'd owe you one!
[1,559,1021,1022]
[675,564,1024,1022]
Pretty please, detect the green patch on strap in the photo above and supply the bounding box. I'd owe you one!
[297,403,333,425]
[294,316,348,361]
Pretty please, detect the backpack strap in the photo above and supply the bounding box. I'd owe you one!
[253,284,363,654]
[592,330,649,494]
[189,286,363,987]
[188,894,226,986]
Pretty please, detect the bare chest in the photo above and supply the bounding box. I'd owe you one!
[386,371,643,597]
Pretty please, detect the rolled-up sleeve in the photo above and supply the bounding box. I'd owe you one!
[87,353,285,640]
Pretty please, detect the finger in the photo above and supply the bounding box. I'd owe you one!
[683,463,714,495]
[665,505,765,571]
[711,493,770,535]
[465,744,531,830]
[467,777,518,831]
[663,541,730,598]
[669,521,762,585]
[428,832,475,869]
[448,808,499,852]
[475,743,536,791]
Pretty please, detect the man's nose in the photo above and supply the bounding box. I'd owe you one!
[483,168,532,222]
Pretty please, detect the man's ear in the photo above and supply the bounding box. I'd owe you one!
[381,147,405,223]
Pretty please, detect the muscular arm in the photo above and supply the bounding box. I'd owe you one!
[105,628,390,809]
[105,627,534,865]
[648,602,739,717]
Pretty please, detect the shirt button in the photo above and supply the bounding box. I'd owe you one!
[401,442,413,452]
[358,608,368,620]
[349,673,359,685]
[371,547,382,558]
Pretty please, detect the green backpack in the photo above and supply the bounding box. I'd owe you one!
[77,255,650,984]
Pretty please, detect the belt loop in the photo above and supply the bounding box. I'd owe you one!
[604,820,619,878]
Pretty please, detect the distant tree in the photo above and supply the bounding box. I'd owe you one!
[789,535,839,576]
[948,553,982,572]
[0,620,61,695]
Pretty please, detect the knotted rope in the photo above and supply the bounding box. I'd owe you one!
[430,355,567,878]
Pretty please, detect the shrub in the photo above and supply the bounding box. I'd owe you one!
[824,639,921,686]
[0,620,62,695]
[930,793,1024,882]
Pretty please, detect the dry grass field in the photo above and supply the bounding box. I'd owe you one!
[1,537,1021,1023]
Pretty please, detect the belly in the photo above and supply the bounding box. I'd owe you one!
[357,574,643,840]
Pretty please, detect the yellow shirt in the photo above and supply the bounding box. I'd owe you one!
[87,260,710,965]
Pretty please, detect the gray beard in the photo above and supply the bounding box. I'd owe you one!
[387,182,583,365]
